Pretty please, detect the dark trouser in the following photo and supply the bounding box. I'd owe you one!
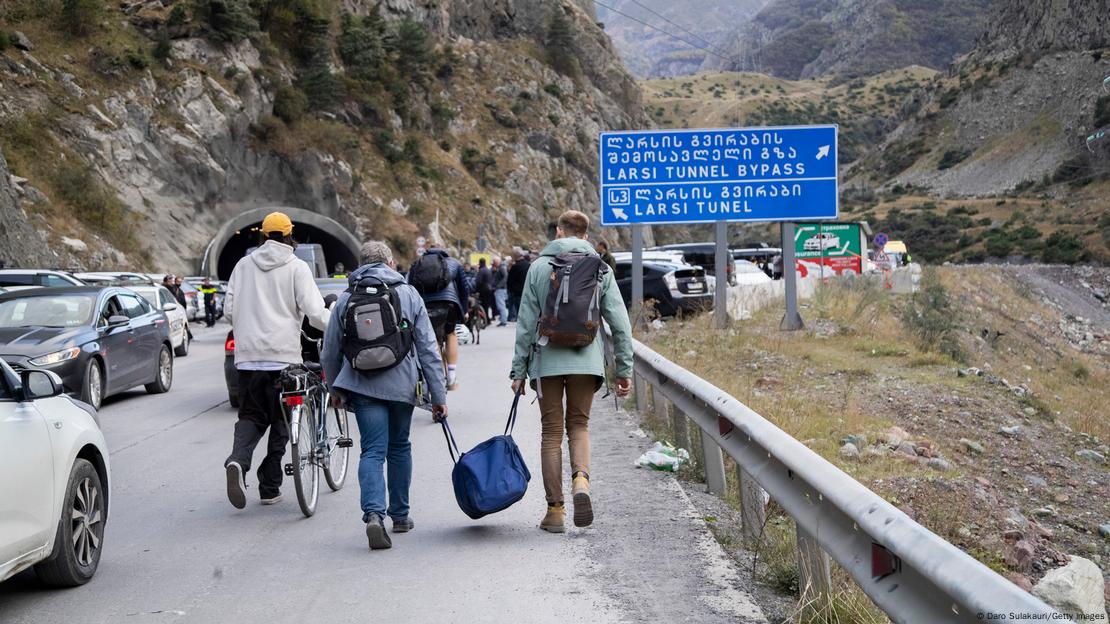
[507,293,520,322]
[226,370,288,499]
[205,302,216,326]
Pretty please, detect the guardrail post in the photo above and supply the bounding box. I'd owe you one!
[738,466,767,543]
[796,525,832,605]
[700,430,727,496]
[669,401,689,452]
[633,373,647,414]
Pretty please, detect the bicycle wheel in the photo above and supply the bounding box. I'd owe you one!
[289,405,319,517]
[323,403,349,491]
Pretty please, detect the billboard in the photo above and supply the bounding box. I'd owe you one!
[794,222,863,277]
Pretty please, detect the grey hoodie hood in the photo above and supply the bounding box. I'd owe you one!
[348,262,406,287]
[250,240,296,272]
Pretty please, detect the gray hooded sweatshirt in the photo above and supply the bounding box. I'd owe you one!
[321,263,447,407]
[225,240,329,366]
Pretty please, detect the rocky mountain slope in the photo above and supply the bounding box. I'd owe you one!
[594,0,769,79]
[0,0,646,273]
[700,0,995,81]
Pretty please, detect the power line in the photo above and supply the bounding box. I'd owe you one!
[594,0,733,63]
[625,0,732,59]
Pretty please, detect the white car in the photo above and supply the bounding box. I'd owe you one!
[733,260,773,286]
[0,361,110,586]
[128,285,191,357]
[0,269,84,291]
[803,233,841,251]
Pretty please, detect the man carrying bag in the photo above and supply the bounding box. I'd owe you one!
[321,241,448,551]
[510,210,634,533]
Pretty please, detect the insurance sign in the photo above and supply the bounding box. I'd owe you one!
[794,222,863,276]
[599,125,838,226]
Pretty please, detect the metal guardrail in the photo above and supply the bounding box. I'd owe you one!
[627,336,1059,623]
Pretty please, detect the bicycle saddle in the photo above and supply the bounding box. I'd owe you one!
[302,361,323,373]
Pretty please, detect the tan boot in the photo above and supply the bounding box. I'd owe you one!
[540,503,566,533]
[571,473,593,528]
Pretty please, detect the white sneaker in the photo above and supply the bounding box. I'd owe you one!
[260,495,282,506]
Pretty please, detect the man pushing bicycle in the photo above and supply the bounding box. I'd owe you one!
[223,212,330,509]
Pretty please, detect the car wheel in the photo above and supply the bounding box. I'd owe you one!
[174,327,190,357]
[145,344,173,394]
[80,358,103,410]
[34,459,106,587]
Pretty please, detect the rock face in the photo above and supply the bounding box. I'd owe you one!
[1032,556,1108,621]
[0,149,51,268]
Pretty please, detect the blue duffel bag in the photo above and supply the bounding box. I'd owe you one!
[441,392,531,520]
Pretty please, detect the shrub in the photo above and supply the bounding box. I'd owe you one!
[374,131,403,164]
[984,234,1012,258]
[198,0,259,43]
[126,48,150,70]
[153,37,173,63]
[461,147,497,186]
[1041,231,1087,264]
[546,8,581,78]
[0,31,11,50]
[55,161,136,247]
[60,0,100,36]
[900,268,963,361]
[543,83,562,98]
[272,83,308,123]
[937,148,971,170]
[338,12,386,83]
[167,4,188,26]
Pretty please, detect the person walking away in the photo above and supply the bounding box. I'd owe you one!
[595,240,617,273]
[408,246,468,391]
[474,257,494,322]
[506,247,530,323]
[223,212,330,509]
[510,210,633,533]
[492,256,509,326]
[321,241,447,550]
[199,277,219,327]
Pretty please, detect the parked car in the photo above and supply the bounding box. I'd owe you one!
[72,272,153,286]
[0,287,174,410]
[128,285,191,357]
[732,260,773,286]
[0,269,84,291]
[242,243,329,278]
[0,360,111,586]
[652,243,738,286]
[612,258,712,317]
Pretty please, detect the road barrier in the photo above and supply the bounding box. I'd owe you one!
[626,335,1059,623]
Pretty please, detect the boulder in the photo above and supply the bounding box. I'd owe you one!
[960,438,985,454]
[1005,539,1036,572]
[927,457,951,472]
[1076,450,1106,464]
[839,442,860,459]
[1005,571,1034,592]
[12,31,33,51]
[1032,556,1107,621]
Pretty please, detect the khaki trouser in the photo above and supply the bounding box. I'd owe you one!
[538,375,597,504]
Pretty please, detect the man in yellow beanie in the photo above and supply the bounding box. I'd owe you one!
[223,211,330,508]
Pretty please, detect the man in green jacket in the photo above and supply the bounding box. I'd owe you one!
[510,210,634,533]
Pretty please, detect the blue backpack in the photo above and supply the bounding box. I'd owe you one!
[441,393,531,520]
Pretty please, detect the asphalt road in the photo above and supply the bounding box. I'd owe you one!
[0,323,766,623]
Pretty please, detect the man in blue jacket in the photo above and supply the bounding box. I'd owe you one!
[321,241,448,550]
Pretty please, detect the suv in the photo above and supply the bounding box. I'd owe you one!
[651,243,737,286]
[0,270,84,291]
[612,258,712,317]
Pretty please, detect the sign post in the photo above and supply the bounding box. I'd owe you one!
[781,222,804,331]
[599,125,838,327]
[631,224,644,329]
[714,221,728,329]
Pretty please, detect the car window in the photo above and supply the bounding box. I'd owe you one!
[614,263,631,281]
[0,295,95,328]
[159,288,175,307]
[41,274,74,287]
[0,274,35,287]
[118,293,150,319]
[100,295,124,325]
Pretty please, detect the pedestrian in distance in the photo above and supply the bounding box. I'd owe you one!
[474,257,495,322]
[492,255,509,326]
[510,210,634,533]
[408,246,469,391]
[199,277,219,327]
[222,212,330,509]
[506,247,530,323]
[321,241,447,551]
[595,240,617,273]
[332,262,347,279]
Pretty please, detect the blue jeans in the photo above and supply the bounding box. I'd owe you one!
[494,288,509,324]
[349,394,414,523]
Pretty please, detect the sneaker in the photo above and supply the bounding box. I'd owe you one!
[572,474,593,528]
[225,462,246,509]
[365,513,393,550]
[540,503,566,533]
[497,322,508,327]
[392,517,415,533]
[260,494,282,505]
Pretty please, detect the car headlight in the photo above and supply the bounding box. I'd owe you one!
[29,347,82,367]
[663,271,678,291]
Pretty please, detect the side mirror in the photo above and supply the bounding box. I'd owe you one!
[107,315,130,328]
[163,302,179,311]
[21,369,64,401]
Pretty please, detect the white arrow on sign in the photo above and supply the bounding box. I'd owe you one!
[613,208,629,221]
[816,145,830,160]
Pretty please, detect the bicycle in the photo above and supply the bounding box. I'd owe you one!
[279,361,352,517]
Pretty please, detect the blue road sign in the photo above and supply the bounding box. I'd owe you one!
[874,232,889,248]
[599,125,839,226]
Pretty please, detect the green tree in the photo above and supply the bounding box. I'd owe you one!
[292,7,342,109]
[60,0,100,36]
[338,12,387,84]
[545,8,580,78]
[390,20,432,82]
[198,0,259,43]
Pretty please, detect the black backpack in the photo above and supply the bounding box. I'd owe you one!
[409,253,452,295]
[538,252,608,348]
[342,277,413,372]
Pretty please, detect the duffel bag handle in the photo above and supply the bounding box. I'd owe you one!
[505,387,524,436]
[441,419,461,464]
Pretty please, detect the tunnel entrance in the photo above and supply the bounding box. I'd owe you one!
[204,207,362,280]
